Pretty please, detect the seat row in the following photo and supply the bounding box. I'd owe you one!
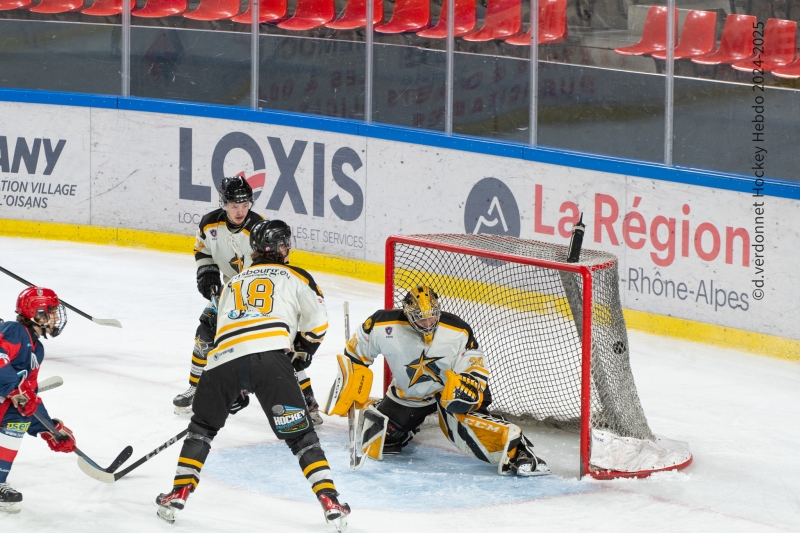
[616,7,800,78]
[0,0,567,44]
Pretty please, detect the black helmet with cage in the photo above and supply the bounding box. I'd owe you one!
[218,176,254,208]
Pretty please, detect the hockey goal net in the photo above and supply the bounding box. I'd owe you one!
[385,234,692,479]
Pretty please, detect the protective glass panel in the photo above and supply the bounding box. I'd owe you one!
[258,1,366,118]
[372,0,446,131]
[672,0,800,181]
[130,3,251,106]
[537,0,666,162]
[0,9,121,94]
[452,0,531,142]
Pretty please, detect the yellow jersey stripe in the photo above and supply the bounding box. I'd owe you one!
[208,330,289,357]
[373,320,408,327]
[303,460,329,476]
[174,478,199,488]
[216,316,283,337]
[310,322,328,334]
[438,322,470,337]
[178,457,204,469]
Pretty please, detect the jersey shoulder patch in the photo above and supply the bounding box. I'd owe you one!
[198,209,226,238]
[439,312,479,348]
[284,265,323,297]
[242,211,266,234]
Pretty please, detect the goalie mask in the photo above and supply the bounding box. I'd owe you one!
[403,285,440,345]
[16,287,68,338]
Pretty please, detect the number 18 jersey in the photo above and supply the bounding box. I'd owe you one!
[205,261,328,370]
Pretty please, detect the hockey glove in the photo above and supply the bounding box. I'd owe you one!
[440,370,485,414]
[228,391,250,415]
[40,419,76,453]
[197,266,222,301]
[9,380,40,417]
[289,351,312,371]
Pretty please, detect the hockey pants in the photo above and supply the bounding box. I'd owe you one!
[376,394,532,468]
[0,402,54,483]
[172,351,337,497]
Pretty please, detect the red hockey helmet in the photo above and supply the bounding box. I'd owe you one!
[16,287,68,337]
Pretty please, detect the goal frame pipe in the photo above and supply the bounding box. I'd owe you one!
[384,234,594,478]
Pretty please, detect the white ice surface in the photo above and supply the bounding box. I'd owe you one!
[0,237,798,533]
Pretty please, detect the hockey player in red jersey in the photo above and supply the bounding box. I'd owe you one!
[156,220,349,531]
[325,285,550,477]
[173,176,325,426]
[0,287,77,513]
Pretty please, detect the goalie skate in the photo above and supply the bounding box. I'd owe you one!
[318,492,350,532]
[155,486,191,524]
[503,448,551,477]
[172,385,196,415]
[0,483,22,514]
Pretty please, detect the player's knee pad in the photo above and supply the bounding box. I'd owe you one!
[286,430,320,459]
[437,405,522,470]
[187,421,218,443]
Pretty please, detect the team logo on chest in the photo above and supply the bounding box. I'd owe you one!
[229,254,244,273]
[405,351,444,386]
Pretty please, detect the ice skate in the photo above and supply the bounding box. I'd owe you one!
[173,385,196,415]
[503,446,551,477]
[318,492,350,532]
[155,486,191,524]
[0,483,23,514]
[304,391,323,426]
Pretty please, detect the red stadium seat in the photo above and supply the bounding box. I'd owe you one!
[416,0,475,38]
[230,0,287,23]
[374,0,429,34]
[772,55,800,77]
[732,18,796,71]
[277,0,335,30]
[0,0,33,10]
[692,14,756,64]
[462,0,521,41]
[325,0,382,29]
[184,0,239,19]
[505,0,567,45]
[615,6,677,56]
[651,10,716,60]
[29,0,82,13]
[132,0,187,18]
[82,0,133,16]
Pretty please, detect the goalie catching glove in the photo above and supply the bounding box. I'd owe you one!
[440,370,485,414]
[40,419,76,453]
[323,354,373,416]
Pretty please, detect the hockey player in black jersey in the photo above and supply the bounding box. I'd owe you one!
[172,176,324,425]
[157,220,349,531]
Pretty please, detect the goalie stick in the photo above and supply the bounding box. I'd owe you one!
[344,301,368,471]
[0,265,122,328]
[77,429,188,483]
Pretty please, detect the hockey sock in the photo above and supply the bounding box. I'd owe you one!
[287,431,336,496]
[189,341,208,387]
[173,423,215,492]
[0,423,24,484]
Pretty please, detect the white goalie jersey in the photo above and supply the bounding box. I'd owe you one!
[345,310,490,407]
[206,263,328,370]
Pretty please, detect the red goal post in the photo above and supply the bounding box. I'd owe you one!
[383,234,692,479]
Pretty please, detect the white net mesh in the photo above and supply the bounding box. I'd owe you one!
[390,234,654,441]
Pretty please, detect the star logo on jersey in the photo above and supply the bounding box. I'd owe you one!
[405,351,444,387]
[229,254,244,273]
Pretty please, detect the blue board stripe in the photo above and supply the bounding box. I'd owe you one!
[1,87,796,200]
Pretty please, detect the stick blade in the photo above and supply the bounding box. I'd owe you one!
[38,376,64,393]
[77,457,116,483]
[92,318,122,328]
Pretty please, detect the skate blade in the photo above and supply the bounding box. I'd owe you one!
[173,406,193,416]
[0,502,21,514]
[310,411,324,426]
[517,465,552,477]
[327,515,347,532]
[156,505,178,524]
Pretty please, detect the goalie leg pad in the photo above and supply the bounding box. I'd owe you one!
[324,354,373,417]
[436,403,522,469]
[359,405,389,460]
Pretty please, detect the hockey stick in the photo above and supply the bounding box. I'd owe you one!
[344,302,368,471]
[0,265,122,328]
[77,429,188,483]
[38,375,64,393]
[31,408,133,473]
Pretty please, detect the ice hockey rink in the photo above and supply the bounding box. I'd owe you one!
[0,236,798,533]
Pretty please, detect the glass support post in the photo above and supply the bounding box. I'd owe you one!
[366,0,374,124]
[122,0,130,97]
[664,0,675,165]
[445,0,455,136]
[529,0,539,147]
[251,0,259,110]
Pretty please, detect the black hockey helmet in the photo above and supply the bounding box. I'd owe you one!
[250,219,292,254]
[219,176,253,207]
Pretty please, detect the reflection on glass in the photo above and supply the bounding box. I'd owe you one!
[673,0,800,181]
[0,3,122,94]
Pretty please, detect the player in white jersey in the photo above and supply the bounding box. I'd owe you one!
[156,220,350,531]
[325,285,550,476]
[173,177,324,425]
